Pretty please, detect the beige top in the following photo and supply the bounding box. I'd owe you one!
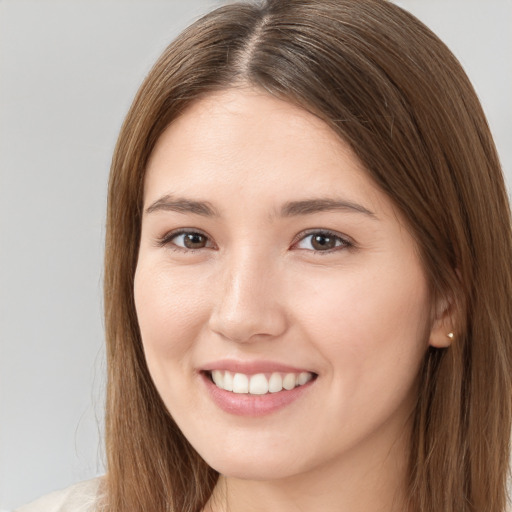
[14,479,103,512]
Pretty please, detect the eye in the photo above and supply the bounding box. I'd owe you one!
[158,230,213,250]
[293,230,352,252]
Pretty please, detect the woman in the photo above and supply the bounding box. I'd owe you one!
[18,0,512,511]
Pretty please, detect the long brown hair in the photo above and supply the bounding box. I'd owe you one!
[104,1,512,511]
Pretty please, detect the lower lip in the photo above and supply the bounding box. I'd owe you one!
[201,372,315,416]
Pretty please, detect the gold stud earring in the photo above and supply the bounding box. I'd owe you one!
[447,332,454,340]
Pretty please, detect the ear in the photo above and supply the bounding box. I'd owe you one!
[428,294,456,348]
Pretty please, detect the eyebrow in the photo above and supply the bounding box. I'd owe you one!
[145,195,376,219]
[280,198,376,218]
[145,195,219,216]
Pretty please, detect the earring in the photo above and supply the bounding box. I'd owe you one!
[447,332,454,340]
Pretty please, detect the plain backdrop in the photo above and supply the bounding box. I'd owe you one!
[0,1,510,509]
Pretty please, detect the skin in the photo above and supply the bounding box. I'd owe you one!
[134,88,452,512]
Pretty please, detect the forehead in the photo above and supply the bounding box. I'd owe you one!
[144,88,390,218]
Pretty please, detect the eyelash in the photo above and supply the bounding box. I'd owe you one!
[156,229,353,254]
[292,229,353,253]
[156,229,213,252]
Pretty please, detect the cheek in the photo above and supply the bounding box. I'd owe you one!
[133,263,209,367]
[292,262,430,397]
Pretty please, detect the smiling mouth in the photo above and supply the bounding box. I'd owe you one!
[205,370,317,395]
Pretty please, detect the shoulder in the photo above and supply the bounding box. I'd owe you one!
[14,478,103,512]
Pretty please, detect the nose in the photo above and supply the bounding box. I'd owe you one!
[208,249,288,343]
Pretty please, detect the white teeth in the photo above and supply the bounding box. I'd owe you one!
[298,372,310,385]
[223,371,233,391]
[268,373,283,393]
[210,370,314,395]
[283,373,296,390]
[212,370,223,387]
[232,373,249,394]
[249,373,269,395]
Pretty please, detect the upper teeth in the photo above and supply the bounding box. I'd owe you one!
[210,370,313,395]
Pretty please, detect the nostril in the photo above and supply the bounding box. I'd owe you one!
[208,310,289,344]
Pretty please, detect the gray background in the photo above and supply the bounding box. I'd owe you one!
[0,1,510,510]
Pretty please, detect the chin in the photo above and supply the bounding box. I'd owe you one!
[197,442,308,481]
[207,458,301,481]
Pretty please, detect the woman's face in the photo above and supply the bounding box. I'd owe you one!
[135,88,447,482]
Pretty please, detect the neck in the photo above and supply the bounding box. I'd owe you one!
[205,422,411,512]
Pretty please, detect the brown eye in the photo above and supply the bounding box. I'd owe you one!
[183,233,208,249]
[163,231,212,250]
[294,231,351,252]
[311,234,337,250]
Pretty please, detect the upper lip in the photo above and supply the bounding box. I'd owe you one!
[200,359,316,375]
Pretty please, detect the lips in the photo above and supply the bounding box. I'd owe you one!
[200,361,317,416]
